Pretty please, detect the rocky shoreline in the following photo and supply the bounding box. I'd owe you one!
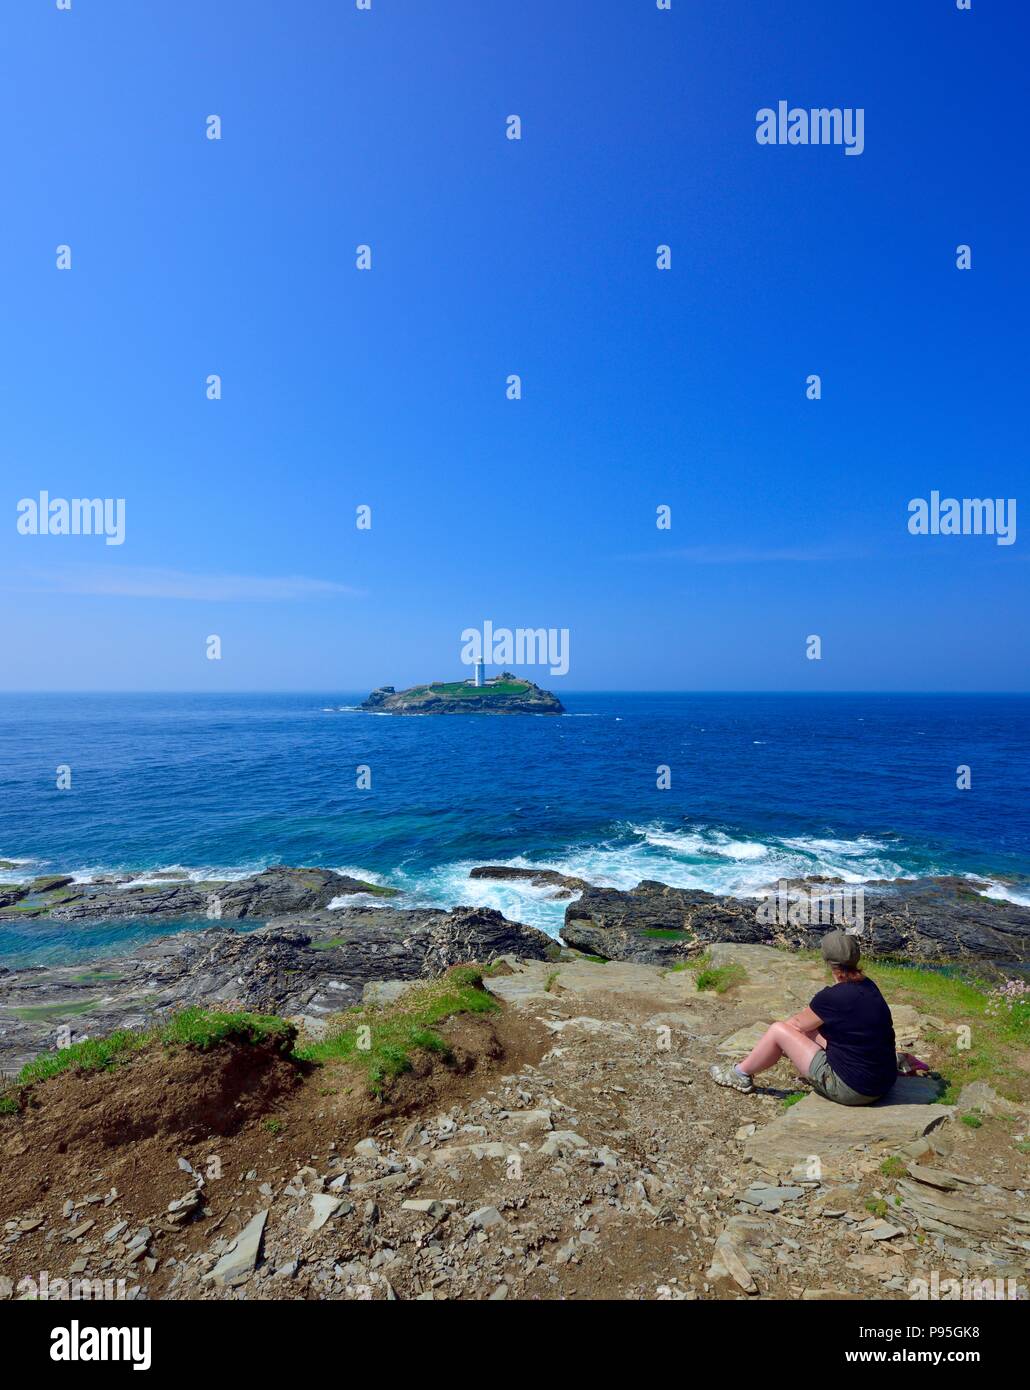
[2,859,1028,1304]
[0,905,555,1076]
[3,942,1026,1303]
[0,866,396,924]
[470,866,1030,968]
[1,859,1028,1077]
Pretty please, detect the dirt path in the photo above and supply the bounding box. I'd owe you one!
[1,946,1026,1301]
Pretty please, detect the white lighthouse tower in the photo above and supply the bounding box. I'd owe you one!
[473,659,485,687]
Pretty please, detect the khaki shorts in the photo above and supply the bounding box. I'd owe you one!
[808,1049,881,1107]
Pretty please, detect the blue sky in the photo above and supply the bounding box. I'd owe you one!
[1,0,1026,692]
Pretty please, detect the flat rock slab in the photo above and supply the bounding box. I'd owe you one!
[484,957,700,1012]
[895,1176,1030,1246]
[738,1183,806,1212]
[307,1195,343,1232]
[706,1213,782,1291]
[362,979,419,1007]
[745,1086,954,1176]
[717,1023,772,1057]
[706,943,824,1017]
[206,1209,268,1287]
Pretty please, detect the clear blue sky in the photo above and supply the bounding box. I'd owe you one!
[1,0,1026,692]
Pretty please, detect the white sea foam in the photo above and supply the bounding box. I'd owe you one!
[378,857,577,936]
[116,863,264,888]
[978,879,1030,908]
[0,856,38,885]
[378,824,921,937]
[326,865,394,909]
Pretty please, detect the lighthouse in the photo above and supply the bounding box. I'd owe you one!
[473,659,485,687]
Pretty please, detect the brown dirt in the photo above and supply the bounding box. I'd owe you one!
[0,1005,551,1297]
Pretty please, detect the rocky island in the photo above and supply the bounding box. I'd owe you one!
[360,675,564,715]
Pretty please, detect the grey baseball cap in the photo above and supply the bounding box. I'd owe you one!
[821,928,861,968]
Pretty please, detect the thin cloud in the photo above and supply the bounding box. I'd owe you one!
[19,565,363,601]
[625,543,863,565]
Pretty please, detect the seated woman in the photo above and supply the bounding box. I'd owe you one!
[709,928,897,1106]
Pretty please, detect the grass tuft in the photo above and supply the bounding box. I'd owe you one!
[295,964,499,1097]
[160,1007,294,1052]
[694,963,747,994]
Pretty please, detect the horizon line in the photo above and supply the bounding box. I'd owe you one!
[1,689,1028,698]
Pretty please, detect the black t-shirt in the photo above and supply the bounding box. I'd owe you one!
[810,975,897,1098]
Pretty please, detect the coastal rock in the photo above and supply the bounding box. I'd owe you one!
[0,904,554,1073]
[469,866,588,898]
[0,865,394,924]
[561,876,1030,968]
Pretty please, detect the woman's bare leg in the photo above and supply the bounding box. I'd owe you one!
[738,1021,822,1079]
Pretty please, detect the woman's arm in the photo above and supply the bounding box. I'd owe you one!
[785,1004,824,1032]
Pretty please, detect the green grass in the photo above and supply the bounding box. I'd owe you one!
[1,1007,296,1114]
[71,972,123,984]
[694,963,748,994]
[2,971,497,1116]
[160,1007,294,1051]
[865,1198,889,1219]
[688,945,749,992]
[12,999,100,1021]
[781,1092,804,1109]
[15,1028,151,1086]
[295,964,499,1098]
[310,937,348,951]
[960,1113,983,1129]
[860,958,1029,1104]
[408,681,532,699]
[642,928,688,940]
[880,1155,906,1178]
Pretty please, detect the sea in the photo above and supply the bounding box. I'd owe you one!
[1,692,1028,967]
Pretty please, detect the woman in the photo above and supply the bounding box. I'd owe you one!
[709,928,897,1106]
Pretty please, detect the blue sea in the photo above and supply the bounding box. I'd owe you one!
[1,693,1028,966]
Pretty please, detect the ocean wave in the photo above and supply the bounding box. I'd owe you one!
[0,856,39,885]
[389,824,920,935]
[978,879,1030,908]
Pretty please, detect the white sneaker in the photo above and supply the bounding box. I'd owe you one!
[709,1062,754,1093]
